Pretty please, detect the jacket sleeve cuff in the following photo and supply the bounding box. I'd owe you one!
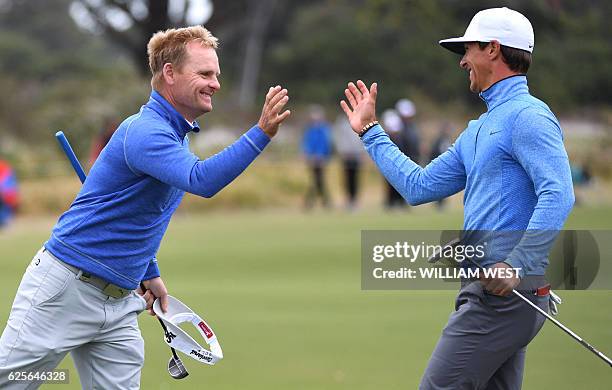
[142,259,161,281]
[245,125,272,152]
[361,124,386,143]
[503,258,525,279]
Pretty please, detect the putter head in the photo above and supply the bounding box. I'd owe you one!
[168,354,189,379]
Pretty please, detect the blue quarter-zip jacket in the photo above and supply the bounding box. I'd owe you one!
[45,91,270,289]
[362,76,574,276]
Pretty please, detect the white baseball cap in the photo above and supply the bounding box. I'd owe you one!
[439,7,534,55]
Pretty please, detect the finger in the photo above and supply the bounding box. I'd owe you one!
[370,82,378,101]
[356,80,369,96]
[277,109,291,123]
[159,294,169,313]
[136,286,144,295]
[145,293,154,307]
[340,100,352,116]
[271,94,289,115]
[490,280,504,295]
[344,88,358,110]
[502,279,516,296]
[264,87,273,104]
[348,82,362,101]
[267,88,287,110]
[265,85,281,103]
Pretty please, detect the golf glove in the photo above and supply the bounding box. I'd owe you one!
[549,289,562,316]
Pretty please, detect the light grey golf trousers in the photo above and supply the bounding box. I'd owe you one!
[0,248,147,389]
[419,279,549,390]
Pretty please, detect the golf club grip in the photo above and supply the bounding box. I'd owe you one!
[55,131,87,184]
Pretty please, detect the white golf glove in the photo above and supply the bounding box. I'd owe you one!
[549,289,563,316]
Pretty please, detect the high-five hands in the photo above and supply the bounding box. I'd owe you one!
[340,80,379,134]
[258,85,291,138]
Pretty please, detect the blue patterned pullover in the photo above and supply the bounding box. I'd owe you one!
[362,75,574,276]
[46,91,270,289]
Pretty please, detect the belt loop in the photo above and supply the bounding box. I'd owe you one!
[76,270,83,279]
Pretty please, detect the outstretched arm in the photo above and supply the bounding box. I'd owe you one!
[126,86,291,198]
[340,80,466,204]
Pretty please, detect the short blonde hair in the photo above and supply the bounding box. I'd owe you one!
[147,26,219,89]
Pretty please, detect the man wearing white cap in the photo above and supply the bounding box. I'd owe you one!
[340,7,574,389]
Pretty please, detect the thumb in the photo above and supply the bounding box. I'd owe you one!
[370,82,378,102]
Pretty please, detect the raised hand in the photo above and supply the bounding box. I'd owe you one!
[258,85,291,138]
[340,80,378,134]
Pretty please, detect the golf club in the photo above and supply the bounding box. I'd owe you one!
[55,130,189,379]
[429,238,612,368]
[140,283,189,379]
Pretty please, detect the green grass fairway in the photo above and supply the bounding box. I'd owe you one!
[1,206,611,389]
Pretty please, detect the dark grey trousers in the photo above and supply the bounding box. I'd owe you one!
[419,279,549,390]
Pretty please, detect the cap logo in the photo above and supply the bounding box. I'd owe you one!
[198,321,214,338]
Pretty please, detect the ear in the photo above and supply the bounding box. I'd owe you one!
[162,63,175,86]
[489,40,502,60]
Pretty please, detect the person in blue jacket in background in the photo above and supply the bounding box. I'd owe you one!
[302,105,333,209]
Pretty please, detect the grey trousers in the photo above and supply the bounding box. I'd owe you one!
[419,280,549,390]
[0,248,147,389]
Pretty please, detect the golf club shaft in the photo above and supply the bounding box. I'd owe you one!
[511,288,612,367]
[466,258,612,367]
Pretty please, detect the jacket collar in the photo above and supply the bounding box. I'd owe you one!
[146,90,200,138]
[479,74,529,111]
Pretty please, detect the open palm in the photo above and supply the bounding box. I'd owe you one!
[340,80,378,134]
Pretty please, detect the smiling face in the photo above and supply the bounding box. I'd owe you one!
[459,42,493,93]
[166,41,221,121]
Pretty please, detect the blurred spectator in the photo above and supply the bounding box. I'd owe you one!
[0,160,19,227]
[570,162,592,205]
[333,114,363,210]
[89,118,119,166]
[381,109,407,209]
[429,122,453,209]
[396,99,421,165]
[302,105,332,209]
